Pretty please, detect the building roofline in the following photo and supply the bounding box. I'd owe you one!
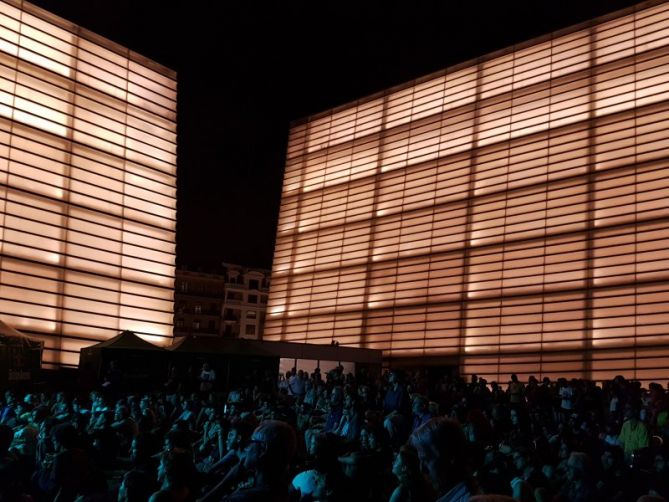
[221,262,271,274]
[11,0,177,80]
[291,0,658,128]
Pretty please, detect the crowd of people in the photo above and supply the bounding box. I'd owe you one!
[1,363,669,501]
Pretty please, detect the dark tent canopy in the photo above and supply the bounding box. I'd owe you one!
[166,336,383,392]
[0,319,43,384]
[79,330,167,391]
[85,330,165,352]
[167,335,278,392]
[167,336,274,357]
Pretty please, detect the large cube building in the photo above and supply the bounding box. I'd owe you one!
[0,1,177,367]
[266,1,669,383]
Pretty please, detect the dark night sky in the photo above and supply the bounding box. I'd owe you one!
[30,0,644,270]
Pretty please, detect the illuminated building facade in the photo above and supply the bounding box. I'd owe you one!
[0,1,177,367]
[266,1,669,382]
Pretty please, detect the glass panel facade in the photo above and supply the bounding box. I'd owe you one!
[0,1,177,367]
[267,2,669,384]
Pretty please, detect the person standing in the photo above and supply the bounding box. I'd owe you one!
[200,363,216,393]
[618,404,650,463]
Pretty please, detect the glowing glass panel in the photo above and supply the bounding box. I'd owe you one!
[267,1,669,384]
[0,1,176,367]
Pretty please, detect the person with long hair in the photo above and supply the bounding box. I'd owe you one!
[389,444,430,502]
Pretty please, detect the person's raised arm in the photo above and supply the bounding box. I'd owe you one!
[197,459,245,502]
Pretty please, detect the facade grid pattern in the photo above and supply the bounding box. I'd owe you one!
[0,1,177,367]
[266,1,669,383]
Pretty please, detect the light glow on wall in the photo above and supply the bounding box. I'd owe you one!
[0,1,177,367]
[266,1,669,383]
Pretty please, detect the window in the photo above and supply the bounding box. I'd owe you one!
[192,320,200,330]
[210,303,217,313]
[208,320,216,330]
[224,308,240,321]
[194,304,202,314]
[260,295,267,304]
[227,291,243,301]
[248,294,258,304]
[179,281,189,292]
[175,319,184,328]
[246,310,257,319]
[245,324,256,336]
[249,279,259,290]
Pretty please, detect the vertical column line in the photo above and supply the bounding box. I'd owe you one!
[457,63,483,374]
[632,11,639,381]
[359,95,389,352]
[499,48,515,378]
[118,45,131,339]
[583,24,597,380]
[53,23,79,364]
[280,121,312,340]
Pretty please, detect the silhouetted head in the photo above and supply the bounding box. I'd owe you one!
[411,417,468,496]
[243,420,296,475]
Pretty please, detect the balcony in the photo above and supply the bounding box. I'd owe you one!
[174,326,220,337]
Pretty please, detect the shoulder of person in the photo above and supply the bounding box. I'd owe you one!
[223,486,277,502]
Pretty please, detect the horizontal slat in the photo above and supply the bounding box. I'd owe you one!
[0,1,177,366]
[268,1,669,382]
